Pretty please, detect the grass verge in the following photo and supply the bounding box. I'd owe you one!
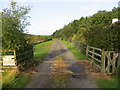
[62,40,86,60]
[34,40,53,60]
[96,75,120,89]
[95,75,119,88]
[2,71,30,88]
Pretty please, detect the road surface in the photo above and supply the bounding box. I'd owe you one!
[26,40,97,88]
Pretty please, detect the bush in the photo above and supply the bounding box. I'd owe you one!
[2,1,31,50]
[83,22,120,51]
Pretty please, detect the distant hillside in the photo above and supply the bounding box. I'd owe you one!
[25,34,52,44]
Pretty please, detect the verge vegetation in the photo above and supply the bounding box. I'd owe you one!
[2,71,30,88]
[62,40,86,60]
[34,40,53,60]
[95,76,119,88]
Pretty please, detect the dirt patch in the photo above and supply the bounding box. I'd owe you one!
[90,73,113,80]
[51,56,74,88]
[79,60,113,80]
[51,60,70,69]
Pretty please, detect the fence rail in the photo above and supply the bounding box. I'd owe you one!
[16,47,33,63]
[72,40,120,74]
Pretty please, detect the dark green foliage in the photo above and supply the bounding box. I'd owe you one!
[41,35,52,41]
[2,1,31,50]
[52,7,119,51]
[83,22,120,51]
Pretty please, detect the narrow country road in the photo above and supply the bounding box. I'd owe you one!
[26,40,97,88]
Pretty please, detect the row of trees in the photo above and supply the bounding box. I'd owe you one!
[52,7,119,51]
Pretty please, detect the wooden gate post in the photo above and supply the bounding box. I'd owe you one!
[101,50,105,74]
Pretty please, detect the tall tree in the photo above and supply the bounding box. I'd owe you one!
[2,1,31,50]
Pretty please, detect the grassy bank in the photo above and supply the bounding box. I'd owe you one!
[34,40,53,60]
[2,71,30,88]
[62,40,86,60]
[95,75,119,88]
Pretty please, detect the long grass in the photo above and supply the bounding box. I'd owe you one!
[62,40,86,60]
[2,72,30,88]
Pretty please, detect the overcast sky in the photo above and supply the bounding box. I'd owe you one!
[0,0,119,35]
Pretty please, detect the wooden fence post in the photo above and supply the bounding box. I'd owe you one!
[101,50,105,73]
[107,52,110,73]
[86,45,89,57]
[112,53,115,74]
[92,48,95,61]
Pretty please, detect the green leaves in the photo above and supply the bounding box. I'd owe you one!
[2,1,31,50]
[52,7,119,51]
[83,22,120,51]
